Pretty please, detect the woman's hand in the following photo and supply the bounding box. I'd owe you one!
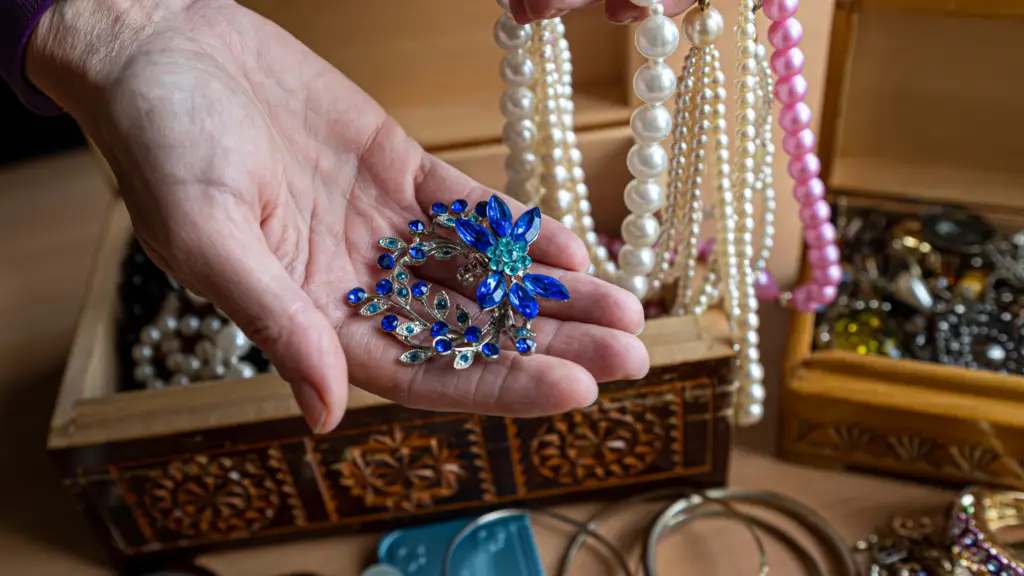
[507,0,695,23]
[27,0,649,432]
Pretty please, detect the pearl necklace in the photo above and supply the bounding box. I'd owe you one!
[493,0,840,426]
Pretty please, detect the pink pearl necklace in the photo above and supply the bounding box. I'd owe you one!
[762,0,841,313]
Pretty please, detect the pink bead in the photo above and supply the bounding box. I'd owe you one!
[812,264,843,286]
[768,18,804,51]
[788,152,821,182]
[779,103,812,134]
[805,222,837,248]
[754,269,780,302]
[775,74,808,105]
[771,47,805,78]
[783,128,816,156]
[793,178,825,204]
[763,0,800,21]
[809,284,839,305]
[790,285,817,313]
[698,237,716,263]
[807,244,840,267]
[799,199,831,225]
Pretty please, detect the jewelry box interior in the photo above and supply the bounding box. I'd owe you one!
[780,3,1024,485]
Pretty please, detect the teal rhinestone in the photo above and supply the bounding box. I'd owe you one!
[366,303,379,313]
[489,259,503,271]
[517,328,531,338]
[502,249,517,262]
[408,351,422,361]
[396,271,409,282]
[396,287,409,299]
[486,246,498,258]
[517,255,532,268]
[385,239,397,249]
[504,263,520,276]
[515,241,528,253]
[403,325,417,335]
[499,237,513,249]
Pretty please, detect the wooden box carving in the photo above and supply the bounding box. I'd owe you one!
[779,0,1024,487]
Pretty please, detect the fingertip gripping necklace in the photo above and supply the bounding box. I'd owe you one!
[494,0,840,425]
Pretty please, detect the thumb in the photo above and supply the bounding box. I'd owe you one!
[168,220,349,434]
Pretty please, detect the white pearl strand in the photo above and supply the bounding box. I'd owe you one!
[616,0,681,300]
[753,48,777,275]
[495,5,538,204]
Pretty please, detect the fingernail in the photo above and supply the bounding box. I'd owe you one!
[634,323,645,336]
[291,381,326,433]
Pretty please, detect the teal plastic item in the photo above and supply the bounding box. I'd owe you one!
[376,513,545,576]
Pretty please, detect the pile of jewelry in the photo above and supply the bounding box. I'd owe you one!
[814,199,1024,375]
[118,239,273,391]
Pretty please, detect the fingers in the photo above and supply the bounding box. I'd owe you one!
[530,318,650,381]
[415,154,591,273]
[414,260,645,334]
[166,204,349,434]
[510,0,694,23]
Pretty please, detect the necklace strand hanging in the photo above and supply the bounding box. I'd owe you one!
[494,0,841,426]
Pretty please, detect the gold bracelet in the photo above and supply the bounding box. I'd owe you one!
[950,487,1024,575]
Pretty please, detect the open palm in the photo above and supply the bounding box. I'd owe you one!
[58,0,648,432]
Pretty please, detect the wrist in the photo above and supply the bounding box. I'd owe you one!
[25,0,190,116]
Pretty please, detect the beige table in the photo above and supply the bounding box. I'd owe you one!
[0,151,955,575]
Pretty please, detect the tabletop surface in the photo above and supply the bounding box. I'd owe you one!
[0,151,955,576]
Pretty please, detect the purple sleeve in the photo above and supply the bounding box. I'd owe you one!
[1,0,62,115]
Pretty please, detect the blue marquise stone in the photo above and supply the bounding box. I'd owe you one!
[509,282,540,319]
[482,342,500,358]
[377,253,395,270]
[381,314,399,332]
[451,199,469,214]
[430,321,449,337]
[487,195,514,238]
[511,207,542,245]
[434,338,453,354]
[411,281,430,298]
[431,202,448,215]
[476,273,508,310]
[375,279,393,296]
[455,219,497,252]
[347,287,367,305]
[523,273,571,301]
[409,220,426,233]
[465,326,482,343]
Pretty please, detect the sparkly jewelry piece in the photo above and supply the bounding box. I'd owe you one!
[346,195,570,369]
[950,488,1024,575]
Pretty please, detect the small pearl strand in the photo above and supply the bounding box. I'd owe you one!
[762,0,842,311]
[495,3,538,204]
[730,0,766,425]
[617,0,681,300]
[753,49,777,274]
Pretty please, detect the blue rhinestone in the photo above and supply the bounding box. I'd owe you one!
[509,282,539,319]
[434,338,453,354]
[474,201,488,218]
[375,279,393,296]
[396,271,409,282]
[476,273,508,310]
[515,338,536,354]
[451,199,469,214]
[465,326,482,343]
[436,299,447,310]
[430,321,450,337]
[346,288,367,305]
[457,311,470,325]
[396,287,409,299]
[511,207,542,244]
[455,219,497,252]
[383,239,398,249]
[412,282,430,297]
[487,195,514,238]
[482,342,500,358]
[408,351,422,361]
[432,202,448,215]
[380,314,399,332]
[523,273,571,301]
[409,220,426,233]
[409,244,427,260]
[377,253,395,270]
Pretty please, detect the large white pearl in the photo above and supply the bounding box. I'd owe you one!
[131,344,154,363]
[139,325,162,346]
[227,361,258,380]
[494,15,531,51]
[500,87,535,121]
[740,382,767,403]
[505,152,537,178]
[627,144,668,180]
[682,6,725,48]
[200,316,224,338]
[215,323,252,358]
[619,245,656,275]
[636,15,680,59]
[617,273,650,300]
[501,119,537,151]
[179,314,201,337]
[156,314,178,335]
[633,61,677,104]
[624,180,665,214]
[500,52,535,87]
[630,104,673,144]
[556,189,576,212]
[735,402,764,426]
[621,213,661,247]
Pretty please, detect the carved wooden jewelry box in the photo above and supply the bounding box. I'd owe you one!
[779,0,1024,487]
[50,6,749,570]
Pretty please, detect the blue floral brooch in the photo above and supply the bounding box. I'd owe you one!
[346,195,570,369]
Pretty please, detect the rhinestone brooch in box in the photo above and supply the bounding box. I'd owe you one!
[346,195,570,369]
